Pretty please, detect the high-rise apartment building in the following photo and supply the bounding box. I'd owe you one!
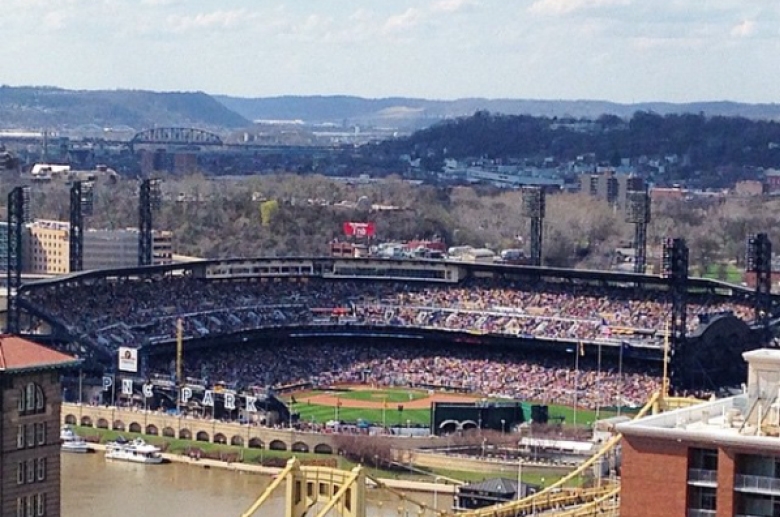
[24,220,173,275]
[618,348,780,517]
[0,334,78,517]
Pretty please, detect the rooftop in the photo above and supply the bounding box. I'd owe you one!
[618,349,780,448]
[0,335,79,373]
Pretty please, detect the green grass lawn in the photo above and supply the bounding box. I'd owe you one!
[699,262,743,283]
[336,388,429,403]
[73,426,578,485]
[286,386,632,428]
[74,425,320,464]
[292,403,431,426]
[290,399,625,427]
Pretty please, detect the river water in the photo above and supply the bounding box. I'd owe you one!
[62,453,452,517]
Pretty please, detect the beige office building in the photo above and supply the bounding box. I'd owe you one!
[25,220,173,275]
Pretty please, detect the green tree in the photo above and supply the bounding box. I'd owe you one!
[259,200,279,227]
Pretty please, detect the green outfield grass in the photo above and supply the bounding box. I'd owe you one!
[292,392,620,426]
[336,388,429,403]
[291,403,431,427]
[699,262,743,283]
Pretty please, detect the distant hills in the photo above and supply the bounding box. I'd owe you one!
[0,86,248,131]
[1,85,779,134]
[216,95,780,129]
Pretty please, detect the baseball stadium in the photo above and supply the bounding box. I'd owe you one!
[17,254,778,516]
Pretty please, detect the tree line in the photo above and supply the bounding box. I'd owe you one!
[2,173,778,276]
[380,111,780,187]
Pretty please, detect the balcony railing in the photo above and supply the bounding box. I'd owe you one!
[735,474,780,494]
[687,509,716,517]
[688,469,718,485]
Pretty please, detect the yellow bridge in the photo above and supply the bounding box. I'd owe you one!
[241,391,702,517]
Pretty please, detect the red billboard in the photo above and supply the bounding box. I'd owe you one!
[343,222,376,238]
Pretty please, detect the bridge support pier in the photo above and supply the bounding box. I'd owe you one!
[260,458,367,517]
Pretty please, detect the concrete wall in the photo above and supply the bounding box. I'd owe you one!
[62,404,452,456]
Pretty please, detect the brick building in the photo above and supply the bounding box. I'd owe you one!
[0,335,78,517]
[24,219,173,275]
[618,349,780,517]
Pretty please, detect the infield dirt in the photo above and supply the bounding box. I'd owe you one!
[298,388,479,410]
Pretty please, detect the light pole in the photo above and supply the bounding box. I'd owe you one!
[617,342,625,417]
[516,441,523,500]
[568,345,581,427]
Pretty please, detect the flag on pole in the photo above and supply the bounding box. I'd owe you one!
[600,318,612,337]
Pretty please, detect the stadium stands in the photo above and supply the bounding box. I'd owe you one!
[24,276,753,353]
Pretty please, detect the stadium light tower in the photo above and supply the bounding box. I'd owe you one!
[626,187,651,274]
[746,233,772,335]
[69,180,95,272]
[138,178,162,266]
[662,237,689,392]
[521,187,546,266]
[6,186,30,334]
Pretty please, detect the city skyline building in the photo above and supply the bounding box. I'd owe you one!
[619,349,780,517]
[24,220,173,275]
[0,334,78,517]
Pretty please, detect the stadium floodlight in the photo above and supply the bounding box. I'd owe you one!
[81,180,95,216]
[625,190,651,224]
[521,187,545,219]
[21,185,32,223]
[150,178,163,212]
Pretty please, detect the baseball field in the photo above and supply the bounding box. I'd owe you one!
[286,386,618,427]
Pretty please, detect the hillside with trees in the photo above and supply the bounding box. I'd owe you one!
[6,174,780,277]
[0,86,249,130]
[216,94,780,128]
[382,111,780,186]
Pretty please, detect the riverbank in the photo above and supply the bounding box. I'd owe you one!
[80,442,457,495]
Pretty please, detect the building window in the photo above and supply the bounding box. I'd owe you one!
[690,448,718,471]
[17,462,25,484]
[26,383,35,411]
[26,459,34,484]
[26,495,33,517]
[20,384,46,416]
[17,425,25,449]
[36,423,46,446]
[16,498,24,517]
[26,424,35,448]
[36,458,46,482]
[688,486,717,512]
[36,494,45,517]
[35,385,44,411]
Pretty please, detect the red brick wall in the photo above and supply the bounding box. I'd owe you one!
[621,436,689,517]
[716,449,735,517]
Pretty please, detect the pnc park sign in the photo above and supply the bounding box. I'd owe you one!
[102,376,265,412]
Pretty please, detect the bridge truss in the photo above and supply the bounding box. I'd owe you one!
[130,127,224,148]
[241,389,703,517]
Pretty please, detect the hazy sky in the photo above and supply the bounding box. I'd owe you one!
[2,0,778,103]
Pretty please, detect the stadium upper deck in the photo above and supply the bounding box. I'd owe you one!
[18,257,761,367]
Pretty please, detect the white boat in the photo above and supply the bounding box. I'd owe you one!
[60,426,90,454]
[105,437,164,464]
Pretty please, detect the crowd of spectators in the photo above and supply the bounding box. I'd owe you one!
[147,342,662,410]
[24,276,754,353]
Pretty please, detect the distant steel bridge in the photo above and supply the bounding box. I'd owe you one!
[130,127,224,149]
